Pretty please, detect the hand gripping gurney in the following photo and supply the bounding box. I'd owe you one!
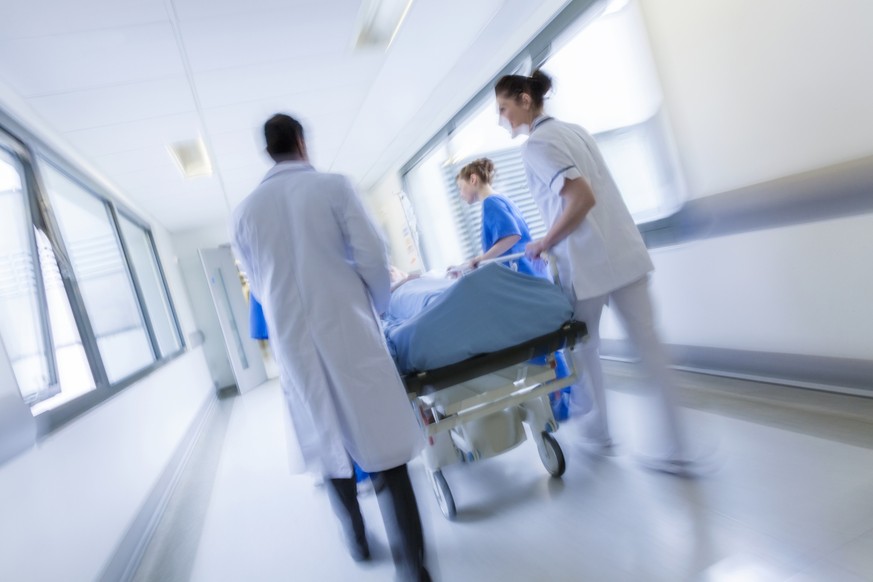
[403,315,588,520]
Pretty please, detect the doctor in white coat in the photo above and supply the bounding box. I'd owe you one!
[231,114,430,581]
[495,71,694,475]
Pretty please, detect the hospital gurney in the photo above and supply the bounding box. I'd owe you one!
[403,319,588,520]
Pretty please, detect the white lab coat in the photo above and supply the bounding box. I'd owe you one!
[231,161,422,478]
[523,116,653,301]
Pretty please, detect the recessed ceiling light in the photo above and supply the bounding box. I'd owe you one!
[167,138,212,178]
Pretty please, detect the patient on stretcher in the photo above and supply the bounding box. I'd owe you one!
[383,263,573,375]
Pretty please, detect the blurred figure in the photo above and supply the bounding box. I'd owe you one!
[231,114,431,580]
[496,70,694,473]
[454,157,546,277]
[455,157,575,420]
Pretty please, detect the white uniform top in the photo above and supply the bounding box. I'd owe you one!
[231,161,421,478]
[523,115,653,301]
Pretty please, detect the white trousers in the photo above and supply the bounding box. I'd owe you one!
[569,274,686,458]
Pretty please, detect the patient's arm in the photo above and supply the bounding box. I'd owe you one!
[390,273,420,292]
[390,265,422,292]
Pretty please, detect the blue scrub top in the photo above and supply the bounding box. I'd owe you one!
[481,195,546,278]
[249,295,269,340]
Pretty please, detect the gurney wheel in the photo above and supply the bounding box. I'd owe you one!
[538,432,566,477]
[429,470,456,520]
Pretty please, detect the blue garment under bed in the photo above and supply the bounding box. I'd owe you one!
[384,264,573,374]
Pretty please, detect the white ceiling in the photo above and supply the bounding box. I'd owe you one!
[0,0,571,232]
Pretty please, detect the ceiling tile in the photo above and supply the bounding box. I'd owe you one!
[193,54,382,110]
[92,145,180,178]
[63,112,204,157]
[28,77,196,133]
[209,129,268,170]
[0,0,166,40]
[179,5,359,73]
[199,84,370,136]
[0,23,185,97]
[172,0,357,23]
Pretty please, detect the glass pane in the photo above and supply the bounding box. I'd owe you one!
[214,268,248,370]
[30,229,96,415]
[0,148,53,403]
[118,216,182,358]
[541,0,685,221]
[404,142,469,270]
[40,163,154,382]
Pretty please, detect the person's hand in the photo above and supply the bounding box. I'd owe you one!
[446,257,481,279]
[446,265,463,279]
[526,239,549,259]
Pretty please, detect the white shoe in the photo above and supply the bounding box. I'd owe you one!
[356,478,374,496]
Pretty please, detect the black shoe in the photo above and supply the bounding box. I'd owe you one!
[345,533,370,562]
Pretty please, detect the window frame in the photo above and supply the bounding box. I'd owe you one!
[116,207,185,358]
[0,109,186,435]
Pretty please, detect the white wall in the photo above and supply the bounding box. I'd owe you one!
[601,212,873,359]
[0,347,213,582]
[638,0,873,198]
[170,221,235,390]
[595,0,873,361]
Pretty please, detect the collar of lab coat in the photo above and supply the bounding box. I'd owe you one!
[262,160,314,183]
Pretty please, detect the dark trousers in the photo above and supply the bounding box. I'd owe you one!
[326,464,428,581]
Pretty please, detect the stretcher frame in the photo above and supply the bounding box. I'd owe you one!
[403,320,588,519]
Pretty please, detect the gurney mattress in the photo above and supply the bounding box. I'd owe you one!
[385,264,573,374]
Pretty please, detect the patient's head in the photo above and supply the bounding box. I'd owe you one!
[456,158,495,204]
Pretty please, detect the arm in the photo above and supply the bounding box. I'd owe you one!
[335,177,393,314]
[526,177,596,257]
[450,234,521,275]
[474,234,521,265]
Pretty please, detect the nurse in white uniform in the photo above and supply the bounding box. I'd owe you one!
[494,71,691,473]
[231,114,430,580]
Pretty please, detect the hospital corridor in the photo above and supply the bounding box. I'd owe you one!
[1,0,872,581]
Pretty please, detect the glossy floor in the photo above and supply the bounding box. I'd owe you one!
[136,363,873,581]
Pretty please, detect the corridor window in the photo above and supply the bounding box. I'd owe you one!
[542,0,685,221]
[41,164,155,383]
[118,214,183,358]
[0,146,95,410]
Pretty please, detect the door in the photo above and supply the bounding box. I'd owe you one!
[199,246,266,394]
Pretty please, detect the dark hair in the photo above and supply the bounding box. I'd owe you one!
[457,158,495,184]
[264,113,305,157]
[494,69,552,108]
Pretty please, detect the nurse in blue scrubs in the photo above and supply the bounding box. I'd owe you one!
[455,158,574,420]
[455,158,545,277]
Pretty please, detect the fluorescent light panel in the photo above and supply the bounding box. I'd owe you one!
[354,0,415,50]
